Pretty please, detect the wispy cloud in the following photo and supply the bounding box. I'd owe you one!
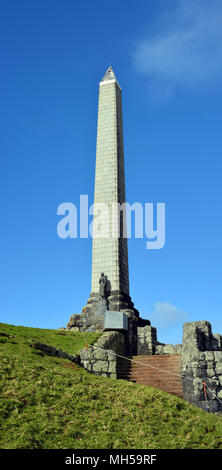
[150,301,188,328]
[133,0,222,97]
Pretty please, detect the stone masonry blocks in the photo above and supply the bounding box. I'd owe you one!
[79,331,125,379]
[182,321,222,412]
[91,76,129,297]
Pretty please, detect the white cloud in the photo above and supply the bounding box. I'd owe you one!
[133,0,222,97]
[150,301,188,328]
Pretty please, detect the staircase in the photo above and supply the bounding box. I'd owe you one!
[117,354,183,398]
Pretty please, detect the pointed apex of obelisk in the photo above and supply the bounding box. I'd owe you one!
[101,65,116,81]
[100,66,121,89]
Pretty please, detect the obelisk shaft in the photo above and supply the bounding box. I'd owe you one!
[83,67,136,317]
[91,68,129,297]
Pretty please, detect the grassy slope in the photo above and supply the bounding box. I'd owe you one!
[0,322,222,449]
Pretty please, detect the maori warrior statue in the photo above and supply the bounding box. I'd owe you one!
[99,272,107,299]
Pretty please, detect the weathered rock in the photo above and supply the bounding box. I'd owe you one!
[137,325,157,355]
[107,351,116,361]
[67,313,83,330]
[215,364,222,375]
[92,360,108,373]
[182,321,222,412]
[156,343,182,355]
[214,351,222,362]
[83,360,92,371]
[206,368,216,378]
[108,361,116,373]
[79,331,124,379]
[93,349,108,361]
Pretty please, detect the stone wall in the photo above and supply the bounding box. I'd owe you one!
[32,342,80,364]
[155,343,182,355]
[182,321,222,412]
[79,331,125,379]
[137,325,157,355]
[122,309,144,356]
[137,324,182,356]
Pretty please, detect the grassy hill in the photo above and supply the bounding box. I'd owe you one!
[0,322,222,449]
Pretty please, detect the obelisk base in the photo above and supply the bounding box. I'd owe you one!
[107,290,139,316]
[82,290,141,331]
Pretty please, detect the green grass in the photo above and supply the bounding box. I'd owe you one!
[0,322,222,449]
[0,322,101,356]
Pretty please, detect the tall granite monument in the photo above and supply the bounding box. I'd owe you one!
[65,68,222,412]
[82,66,140,328]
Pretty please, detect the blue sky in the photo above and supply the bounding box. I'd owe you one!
[1,0,222,344]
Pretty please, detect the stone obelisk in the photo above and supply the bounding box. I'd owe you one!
[83,66,138,324]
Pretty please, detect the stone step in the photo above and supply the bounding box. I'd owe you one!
[118,379,181,387]
[118,364,181,370]
[118,358,181,366]
[118,363,181,369]
[118,374,182,382]
[118,367,181,373]
[118,354,181,360]
[132,382,182,390]
[118,372,180,377]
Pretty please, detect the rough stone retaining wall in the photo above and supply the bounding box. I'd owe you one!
[137,325,157,355]
[155,343,182,355]
[79,331,125,379]
[32,342,80,364]
[182,321,222,412]
[137,325,182,356]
